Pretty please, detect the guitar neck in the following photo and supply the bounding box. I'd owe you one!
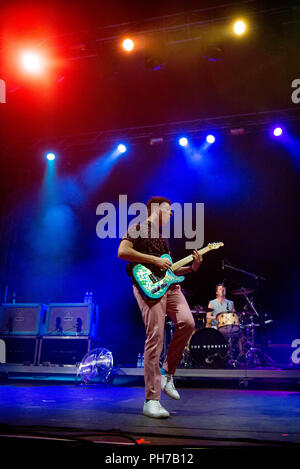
[171,246,211,271]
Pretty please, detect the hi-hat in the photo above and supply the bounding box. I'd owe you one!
[231,287,255,295]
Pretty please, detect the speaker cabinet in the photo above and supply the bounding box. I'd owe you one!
[42,303,99,337]
[0,335,39,365]
[38,336,100,365]
[0,304,46,336]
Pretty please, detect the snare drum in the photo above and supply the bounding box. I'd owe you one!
[217,312,240,336]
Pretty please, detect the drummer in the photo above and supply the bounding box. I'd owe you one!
[206,284,236,329]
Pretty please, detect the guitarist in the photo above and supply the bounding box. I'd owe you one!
[118,196,202,418]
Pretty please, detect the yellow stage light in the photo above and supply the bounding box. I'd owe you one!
[122,38,134,52]
[233,20,246,35]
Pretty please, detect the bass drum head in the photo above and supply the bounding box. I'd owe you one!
[188,328,228,368]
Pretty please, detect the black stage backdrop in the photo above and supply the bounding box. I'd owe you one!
[0,134,298,365]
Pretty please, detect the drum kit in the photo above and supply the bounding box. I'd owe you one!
[162,287,274,369]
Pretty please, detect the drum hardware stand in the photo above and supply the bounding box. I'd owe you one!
[223,261,277,368]
[241,294,261,366]
[223,330,243,368]
[225,336,236,367]
[237,312,277,368]
[237,314,262,368]
[239,293,276,368]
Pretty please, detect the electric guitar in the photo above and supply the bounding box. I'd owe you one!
[132,242,224,300]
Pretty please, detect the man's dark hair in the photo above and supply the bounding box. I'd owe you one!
[146,196,171,216]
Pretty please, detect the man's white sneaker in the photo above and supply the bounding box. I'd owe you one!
[143,400,170,418]
[161,374,180,400]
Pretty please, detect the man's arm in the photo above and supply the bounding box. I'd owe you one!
[118,239,172,270]
[206,302,215,328]
[206,302,215,323]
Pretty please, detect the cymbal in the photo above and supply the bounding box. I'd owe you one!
[231,287,255,295]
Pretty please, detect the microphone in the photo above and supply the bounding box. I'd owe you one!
[222,259,224,270]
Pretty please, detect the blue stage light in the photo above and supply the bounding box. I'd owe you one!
[117,144,127,153]
[179,137,188,147]
[273,127,283,137]
[46,152,56,161]
[206,134,216,144]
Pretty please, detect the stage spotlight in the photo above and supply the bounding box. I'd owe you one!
[117,144,127,153]
[273,127,283,137]
[122,38,134,52]
[179,137,188,147]
[233,20,246,35]
[46,152,56,161]
[206,134,216,144]
[20,51,44,74]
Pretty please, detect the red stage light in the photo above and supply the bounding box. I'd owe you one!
[20,51,44,74]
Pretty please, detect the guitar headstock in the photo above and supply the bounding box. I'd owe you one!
[207,242,224,250]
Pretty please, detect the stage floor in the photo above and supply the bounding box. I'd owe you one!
[0,381,299,447]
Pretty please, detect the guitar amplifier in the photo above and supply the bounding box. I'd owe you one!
[0,303,46,336]
[42,303,99,337]
[0,335,40,365]
[37,336,100,365]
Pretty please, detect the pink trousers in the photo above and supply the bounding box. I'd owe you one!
[133,283,195,400]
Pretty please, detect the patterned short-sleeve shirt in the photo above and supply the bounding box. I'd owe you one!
[122,220,170,278]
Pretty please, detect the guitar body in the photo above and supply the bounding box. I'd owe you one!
[132,242,224,301]
[132,254,185,301]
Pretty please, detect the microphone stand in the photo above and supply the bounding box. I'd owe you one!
[223,261,265,317]
[223,261,266,282]
[223,261,265,315]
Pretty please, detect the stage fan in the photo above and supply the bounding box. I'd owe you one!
[77,348,114,384]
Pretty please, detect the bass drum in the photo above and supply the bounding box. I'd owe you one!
[188,328,228,368]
